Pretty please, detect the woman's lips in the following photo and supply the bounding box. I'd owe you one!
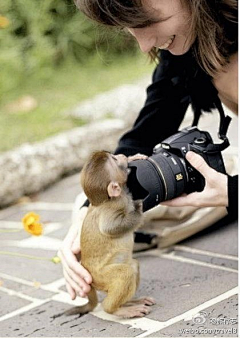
[158,35,175,50]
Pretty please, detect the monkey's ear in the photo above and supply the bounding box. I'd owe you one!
[107,181,121,197]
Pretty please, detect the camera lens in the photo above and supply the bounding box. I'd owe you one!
[127,149,187,211]
[149,151,187,200]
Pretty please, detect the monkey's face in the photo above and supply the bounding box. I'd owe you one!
[107,154,128,184]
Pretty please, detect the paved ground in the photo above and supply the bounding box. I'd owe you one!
[0,110,238,337]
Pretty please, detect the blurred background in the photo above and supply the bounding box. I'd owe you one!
[0,0,153,153]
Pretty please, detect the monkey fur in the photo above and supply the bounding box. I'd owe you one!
[65,151,155,318]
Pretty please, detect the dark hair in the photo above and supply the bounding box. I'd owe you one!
[75,0,237,76]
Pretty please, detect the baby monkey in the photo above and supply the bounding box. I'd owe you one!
[67,151,155,318]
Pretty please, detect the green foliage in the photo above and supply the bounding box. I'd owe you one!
[0,0,138,99]
[0,54,153,152]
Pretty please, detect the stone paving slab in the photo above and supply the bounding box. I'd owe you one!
[0,291,31,317]
[0,225,69,242]
[134,255,238,322]
[0,206,24,221]
[172,250,238,270]
[180,218,238,256]
[0,247,62,284]
[49,225,72,241]
[35,173,81,203]
[0,230,31,241]
[2,209,71,224]
[0,301,144,337]
[148,295,238,337]
[1,279,56,299]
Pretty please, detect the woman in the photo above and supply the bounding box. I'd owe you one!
[58,0,238,300]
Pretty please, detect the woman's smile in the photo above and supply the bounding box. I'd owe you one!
[158,35,175,50]
[130,0,192,55]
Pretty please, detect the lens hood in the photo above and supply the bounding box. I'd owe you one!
[127,159,165,212]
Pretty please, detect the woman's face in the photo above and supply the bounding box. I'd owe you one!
[128,0,192,55]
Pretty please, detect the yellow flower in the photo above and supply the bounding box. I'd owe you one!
[22,212,43,236]
[0,16,10,29]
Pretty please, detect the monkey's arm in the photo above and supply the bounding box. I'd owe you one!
[99,198,143,237]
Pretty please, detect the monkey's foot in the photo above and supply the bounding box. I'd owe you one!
[125,297,156,307]
[114,304,151,318]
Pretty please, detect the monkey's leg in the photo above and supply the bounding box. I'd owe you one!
[102,265,151,318]
[123,260,156,308]
[132,259,140,290]
[65,286,98,316]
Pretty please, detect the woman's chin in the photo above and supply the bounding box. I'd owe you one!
[168,40,191,56]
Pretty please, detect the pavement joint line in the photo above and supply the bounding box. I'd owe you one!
[41,278,66,292]
[0,272,36,287]
[2,236,63,251]
[182,286,238,321]
[135,249,238,273]
[0,284,84,323]
[0,273,65,294]
[174,244,238,260]
[0,222,63,235]
[160,252,238,273]
[22,202,74,211]
[133,287,239,337]
[0,285,46,303]
[0,204,22,218]
[0,284,86,308]
[52,290,88,306]
[0,299,50,323]
[0,221,23,228]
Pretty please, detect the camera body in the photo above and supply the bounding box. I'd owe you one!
[127,126,227,212]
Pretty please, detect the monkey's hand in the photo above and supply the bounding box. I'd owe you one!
[99,197,143,236]
[133,200,143,213]
[128,153,148,162]
[57,206,92,300]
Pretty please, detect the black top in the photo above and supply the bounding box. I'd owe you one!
[114,50,238,220]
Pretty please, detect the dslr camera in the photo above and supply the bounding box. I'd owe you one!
[127,126,229,212]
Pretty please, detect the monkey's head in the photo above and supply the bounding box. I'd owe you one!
[81,151,129,206]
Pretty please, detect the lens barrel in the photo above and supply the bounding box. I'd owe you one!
[127,150,187,212]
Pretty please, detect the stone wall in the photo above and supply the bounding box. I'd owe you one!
[0,78,150,207]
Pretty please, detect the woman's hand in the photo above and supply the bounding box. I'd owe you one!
[57,207,92,300]
[128,153,148,162]
[161,151,228,208]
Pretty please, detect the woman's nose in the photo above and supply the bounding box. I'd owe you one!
[128,28,155,53]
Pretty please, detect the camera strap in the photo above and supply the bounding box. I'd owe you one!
[215,97,232,141]
[192,97,232,154]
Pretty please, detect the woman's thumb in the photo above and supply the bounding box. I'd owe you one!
[186,151,212,178]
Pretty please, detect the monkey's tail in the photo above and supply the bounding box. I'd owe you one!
[64,286,98,316]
